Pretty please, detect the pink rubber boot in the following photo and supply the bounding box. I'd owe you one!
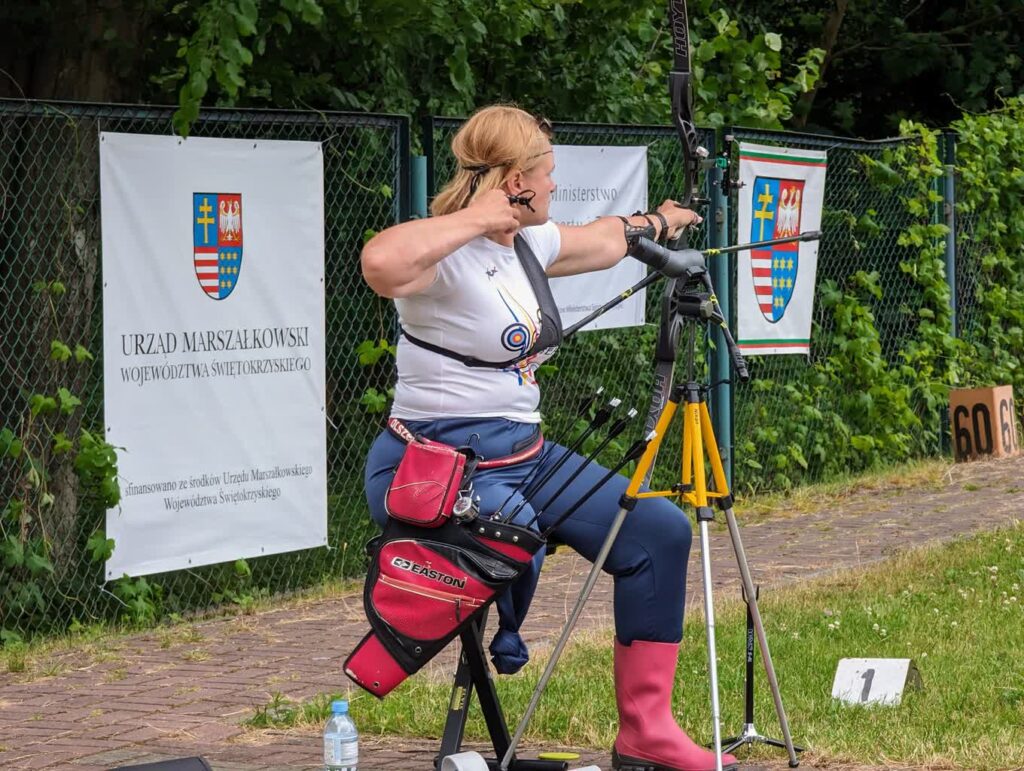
[612,639,738,771]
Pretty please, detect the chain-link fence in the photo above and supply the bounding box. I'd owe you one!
[726,129,923,492]
[0,99,406,638]
[0,102,966,640]
[949,131,984,346]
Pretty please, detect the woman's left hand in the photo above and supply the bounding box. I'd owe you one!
[655,199,702,241]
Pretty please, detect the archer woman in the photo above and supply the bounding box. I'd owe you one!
[360,104,736,771]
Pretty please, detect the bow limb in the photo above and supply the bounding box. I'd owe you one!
[669,0,702,211]
[645,0,708,439]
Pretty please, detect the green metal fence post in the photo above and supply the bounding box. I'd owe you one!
[410,156,428,220]
[708,137,733,487]
[421,115,436,199]
[398,117,411,223]
[942,130,958,337]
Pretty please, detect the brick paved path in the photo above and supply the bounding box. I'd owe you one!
[1,456,1021,771]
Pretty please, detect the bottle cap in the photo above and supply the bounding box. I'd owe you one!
[331,699,348,714]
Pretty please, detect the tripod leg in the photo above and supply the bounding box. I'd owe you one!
[697,401,801,766]
[686,397,726,771]
[696,517,725,771]
[501,505,630,771]
[724,507,800,767]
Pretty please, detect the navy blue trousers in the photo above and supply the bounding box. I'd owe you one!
[364,417,692,666]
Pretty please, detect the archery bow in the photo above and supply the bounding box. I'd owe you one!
[644,0,710,436]
[669,0,707,214]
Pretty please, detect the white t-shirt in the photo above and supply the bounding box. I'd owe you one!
[391,221,562,423]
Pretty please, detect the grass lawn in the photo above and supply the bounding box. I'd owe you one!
[253,519,1024,770]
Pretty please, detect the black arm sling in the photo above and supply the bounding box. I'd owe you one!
[400,233,564,368]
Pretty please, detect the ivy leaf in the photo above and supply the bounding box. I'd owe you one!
[87,530,116,563]
[355,338,395,366]
[74,344,94,363]
[2,499,24,523]
[2,535,25,568]
[234,558,252,577]
[57,387,82,415]
[52,432,74,454]
[1,427,21,458]
[25,551,54,576]
[50,340,72,362]
[29,394,57,416]
[359,388,389,414]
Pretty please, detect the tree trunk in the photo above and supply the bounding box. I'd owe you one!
[1,1,151,584]
[792,0,850,129]
[0,0,151,102]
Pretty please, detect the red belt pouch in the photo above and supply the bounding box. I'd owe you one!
[385,439,466,527]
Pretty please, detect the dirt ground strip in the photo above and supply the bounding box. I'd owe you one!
[1,455,1022,771]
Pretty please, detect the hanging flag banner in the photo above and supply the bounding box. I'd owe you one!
[100,133,327,579]
[548,145,648,331]
[736,142,827,355]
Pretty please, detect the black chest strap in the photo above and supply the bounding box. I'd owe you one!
[400,233,563,369]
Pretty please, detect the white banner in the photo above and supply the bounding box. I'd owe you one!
[548,145,648,331]
[736,143,828,355]
[100,133,327,579]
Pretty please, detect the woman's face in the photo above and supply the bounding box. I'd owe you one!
[511,141,556,226]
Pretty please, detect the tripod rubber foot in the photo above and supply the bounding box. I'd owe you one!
[611,748,738,771]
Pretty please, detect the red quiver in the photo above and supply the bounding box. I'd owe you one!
[344,515,544,698]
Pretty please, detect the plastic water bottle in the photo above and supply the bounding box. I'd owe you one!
[323,699,358,771]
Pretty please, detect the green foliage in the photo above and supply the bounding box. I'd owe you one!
[74,430,121,510]
[739,270,923,491]
[736,127,965,492]
[691,6,825,128]
[355,338,395,366]
[165,0,325,135]
[952,98,1024,400]
[86,530,115,563]
[162,0,823,133]
[210,558,268,611]
[356,336,396,413]
[744,0,1024,135]
[0,280,122,633]
[112,575,163,625]
[737,103,1024,493]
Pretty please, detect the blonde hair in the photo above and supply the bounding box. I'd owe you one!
[431,105,552,217]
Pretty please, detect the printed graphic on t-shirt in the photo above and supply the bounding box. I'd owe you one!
[492,275,542,386]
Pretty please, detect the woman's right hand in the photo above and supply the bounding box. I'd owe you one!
[468,189,521,235]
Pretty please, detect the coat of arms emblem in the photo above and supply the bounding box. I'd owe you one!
[749,177,804,322]
[193,192,243,300]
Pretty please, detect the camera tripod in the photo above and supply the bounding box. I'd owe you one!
[499,232,816,771]
[622,293,800,770]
